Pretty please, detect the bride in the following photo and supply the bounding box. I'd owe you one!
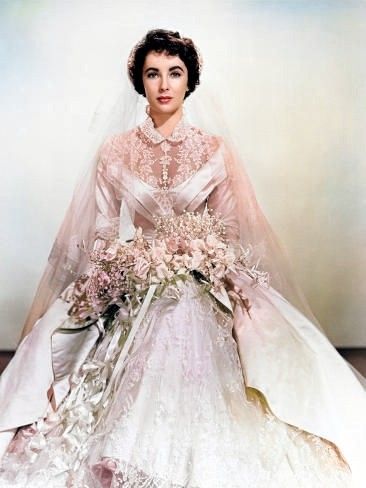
[0,28,365,487]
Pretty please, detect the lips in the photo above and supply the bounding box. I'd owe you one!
[157,97,172,103]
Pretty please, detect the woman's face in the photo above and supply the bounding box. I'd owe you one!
[142,50,189,117]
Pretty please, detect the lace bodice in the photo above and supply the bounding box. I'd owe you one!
[129,116,220,190]
[93,115,240,247]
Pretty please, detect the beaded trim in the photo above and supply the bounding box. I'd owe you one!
[138,115,188,145]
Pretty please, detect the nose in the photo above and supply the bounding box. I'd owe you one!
[159,74,169,92]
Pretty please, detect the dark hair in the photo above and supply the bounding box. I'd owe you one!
[127,29,202,99]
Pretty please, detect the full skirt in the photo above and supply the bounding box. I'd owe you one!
[0,277,364,487]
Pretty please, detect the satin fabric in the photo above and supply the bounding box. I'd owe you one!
[0,120,365,486]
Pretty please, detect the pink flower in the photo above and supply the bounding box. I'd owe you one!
[151,245,166,263]
[103,242,120,261]
[190,239,206,252]
[155,263,173,280]
[133,257,150,281]
[166,236,188,254]
[171,254,191,272]
[151,244,172,264]
[166,237,179,253]
[206,234,225,250]
[86,271,111,296]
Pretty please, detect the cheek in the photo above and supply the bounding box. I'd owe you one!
[175,77,188,96]
[143,83,155,101]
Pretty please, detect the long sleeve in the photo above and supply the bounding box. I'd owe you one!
[207,154,252,317]
[93,137,122,250]
[206,172,240,243]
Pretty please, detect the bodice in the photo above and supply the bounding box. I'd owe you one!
[94,115,239,245]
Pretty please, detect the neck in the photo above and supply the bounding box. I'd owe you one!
[149,107,183,138]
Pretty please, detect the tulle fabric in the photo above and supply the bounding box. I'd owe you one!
[18,87,143,342]
[17,86,366,391]
[13,86,328,340]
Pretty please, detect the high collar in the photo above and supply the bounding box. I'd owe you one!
[138,114,188,145]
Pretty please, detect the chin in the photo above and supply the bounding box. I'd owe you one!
[151,100,183,112]
[152,106,181,117]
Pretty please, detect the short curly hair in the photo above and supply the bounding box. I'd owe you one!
[127,29,202,99]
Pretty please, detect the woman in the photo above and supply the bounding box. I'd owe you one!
[0,29,365,487]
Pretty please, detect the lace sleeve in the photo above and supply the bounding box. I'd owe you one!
[206,172,240,243]
[207,149,253,316]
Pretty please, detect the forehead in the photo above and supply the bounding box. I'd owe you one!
[143,50,186,69]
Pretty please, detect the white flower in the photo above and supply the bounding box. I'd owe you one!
[190,239,206,252]
[206,234,225,250]
[151,245,167,263]
[155,263,173,280]
[171,254,191,271]
[191,251,204,269]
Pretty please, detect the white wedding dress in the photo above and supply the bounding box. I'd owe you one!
[0,115,365,487]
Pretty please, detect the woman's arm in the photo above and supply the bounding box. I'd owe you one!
[207,169,252,318]
[93,136,122,250]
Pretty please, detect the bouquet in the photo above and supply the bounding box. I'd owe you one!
[61,211,269,325]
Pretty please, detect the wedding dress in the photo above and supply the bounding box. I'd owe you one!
[0,114,365,487]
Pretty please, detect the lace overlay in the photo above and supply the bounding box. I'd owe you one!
[99,116,220,194]
[0,279,352,487]
[135,116,220,190]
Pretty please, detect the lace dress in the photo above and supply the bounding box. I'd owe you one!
[0,115,364,487]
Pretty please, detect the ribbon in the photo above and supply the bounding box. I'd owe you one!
[100,283,158,409]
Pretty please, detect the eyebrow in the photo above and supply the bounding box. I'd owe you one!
[144,65,185,74]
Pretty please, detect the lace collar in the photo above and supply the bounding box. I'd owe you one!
[138,114,188,144]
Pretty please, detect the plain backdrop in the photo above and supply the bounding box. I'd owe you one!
[0,0,365,348]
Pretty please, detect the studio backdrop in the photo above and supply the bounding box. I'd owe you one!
[0,0,365,349]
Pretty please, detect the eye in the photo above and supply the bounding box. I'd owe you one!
[146,72,158,79]
[170,71,182,78]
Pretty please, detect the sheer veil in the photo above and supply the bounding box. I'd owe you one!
[19,81,144,342]
[19,71,366,389]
